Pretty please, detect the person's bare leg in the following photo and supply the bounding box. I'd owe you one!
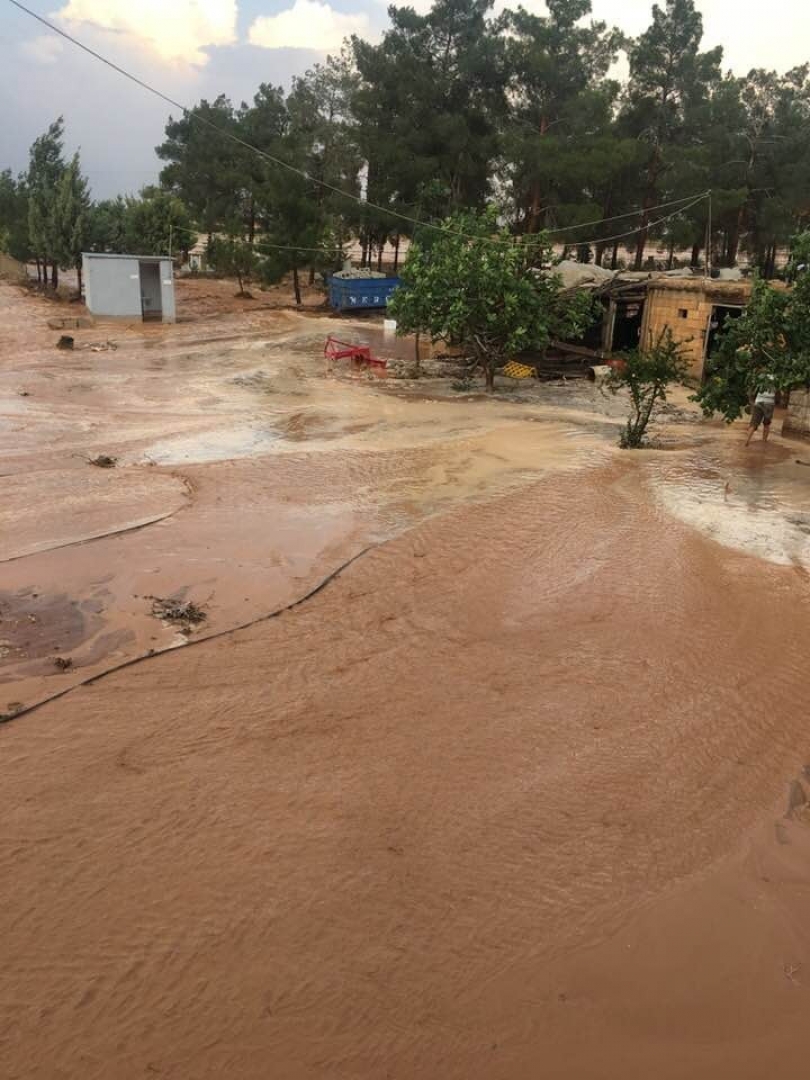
[763,423,771,443]
[745,423,756,447]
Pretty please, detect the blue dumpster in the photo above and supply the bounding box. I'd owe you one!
[327,276,401,313]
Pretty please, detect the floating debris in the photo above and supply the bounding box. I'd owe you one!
[149,596,208,628]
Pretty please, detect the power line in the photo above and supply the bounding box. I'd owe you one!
[6,0,448,236]
[547,192,710,236]
[571,191,710,251]
[7,0,709,253]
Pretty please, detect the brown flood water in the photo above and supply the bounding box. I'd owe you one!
[2,279,810,1078]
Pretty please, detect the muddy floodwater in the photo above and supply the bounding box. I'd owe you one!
[2,278,810,1079]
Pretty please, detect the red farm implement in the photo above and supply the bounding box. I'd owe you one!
[324,335,386,369]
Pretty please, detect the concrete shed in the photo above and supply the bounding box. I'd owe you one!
[82,253,176,322]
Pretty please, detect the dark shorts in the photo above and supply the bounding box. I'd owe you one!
[751,402,775,429]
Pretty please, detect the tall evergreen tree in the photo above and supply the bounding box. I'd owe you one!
[27,117,66,287]
[0,170,31,263]
[620,0,721,268]
[501,0,622,234]
[53,152,91,298]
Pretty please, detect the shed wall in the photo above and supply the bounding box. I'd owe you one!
[641,288,714,379]
[84,257,142,318]
[159,260,176,322]
[783,390,810,441]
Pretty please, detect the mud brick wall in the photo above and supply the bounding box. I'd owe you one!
[642,287,714,378]
[783,389,810,441]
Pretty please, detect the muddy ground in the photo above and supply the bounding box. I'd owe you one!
[2,275,810,1078]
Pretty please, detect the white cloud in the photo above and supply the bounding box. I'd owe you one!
[19,35,64,65]
[54,0,238,65]
[248,0,372,52]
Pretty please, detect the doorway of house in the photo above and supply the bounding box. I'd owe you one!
[608,298,646,352]
[139,262,163,321]
[704,305,744,373]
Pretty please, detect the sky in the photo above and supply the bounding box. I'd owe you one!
[1,0,809,198]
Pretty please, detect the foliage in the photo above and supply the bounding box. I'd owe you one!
[607,328,690,447]
[208,237,259,295]
[694,278,789,422]
[87,197,128,253]
[619,0,722,269]
[389,207,595,390]
[53,153,91,291]
[122,188,193,257]
[695,236,810,422]
[8,1,810,297]
[0,169,31,262]
[27,117,66,285]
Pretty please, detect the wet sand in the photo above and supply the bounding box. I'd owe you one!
[2,279,810,1078]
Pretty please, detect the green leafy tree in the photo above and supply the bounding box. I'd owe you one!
[87,197,128,253]
[123,188,193,257]
[694,280,788,422]
[389,208,594,390]
[208,237,259,295]
[0,169,31,263]
[607,328,690,447]
[695,235,810,422]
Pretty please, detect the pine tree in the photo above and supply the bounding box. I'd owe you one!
[621,0,721,269]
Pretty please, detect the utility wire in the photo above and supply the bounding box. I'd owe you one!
[6,0,454,237]
[7,0,709,252]
[546,191,710,235]
[571,191,710,251]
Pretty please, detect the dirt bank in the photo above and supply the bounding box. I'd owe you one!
[2,278,810,1078]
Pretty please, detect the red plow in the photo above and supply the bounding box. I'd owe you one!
[324,335,387,370]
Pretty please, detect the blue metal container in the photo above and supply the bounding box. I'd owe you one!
[327,276,402,312]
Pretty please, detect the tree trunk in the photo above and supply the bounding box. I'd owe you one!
[51,263,58,290]
[484,361,495,392]
[393,234,401,273]
[633,212,649,271]
[690,243,701,269]
[308,266,316,287]
[237,269,244,295]
[292,265,302,306]
[766,242,778,280]
[527,181,543,235]
[77,263,83,301]
[414,332,421,377]
[35,258,42,285]
[634,151,662,270]
[377,244,384,273]
[248,199,256,247]
[667,239,675,270]
[611,243,619,271]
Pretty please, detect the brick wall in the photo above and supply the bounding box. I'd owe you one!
[783,389,810,442]
[643,288,712,378]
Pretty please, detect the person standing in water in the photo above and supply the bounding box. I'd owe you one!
[745,375,776,446]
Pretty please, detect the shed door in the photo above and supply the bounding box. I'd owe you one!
[139,262,163,319]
